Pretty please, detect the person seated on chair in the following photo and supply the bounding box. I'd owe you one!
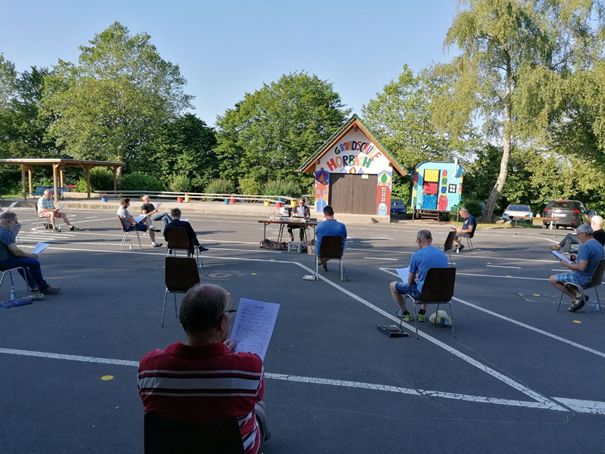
[0,211,60,295]
[549,223,604,313]
[452,207,476,253]
[287,197,311,242]
[389,229,448,322]
[140,195,172,229]
[315,205,347,272]
[117,197,162,248]
[163,208,208,255]
[551,215,605,253]
[37,189,79,231]
[138,284,270,454]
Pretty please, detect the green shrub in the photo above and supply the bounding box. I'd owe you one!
[205,179,235,194]
[262,179,301,197]
[239,177,263,195]
[119,172,164,191]
[462,200,483,218]
[168,175,192,192]
[75,168,114,192]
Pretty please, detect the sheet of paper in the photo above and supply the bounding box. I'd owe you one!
[551,250,572,264]
[32,242,49,255]
[231,298,280,360]
[155,202,161,210]
[396,267,410,283]
[134,214,147,223]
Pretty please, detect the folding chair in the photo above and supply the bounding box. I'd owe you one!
[0,266,32,300]
[557,258,605,313]
[443,230,456,264]
[463,224,477,250]
[34,204,59,231]
[404,267,456,339]
[315,235,347,281]
[162,257,200,327]
[165,227,200,266]
[144,413,244,454]
[118,217,142,251]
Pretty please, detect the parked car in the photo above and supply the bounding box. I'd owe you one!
[542,200,589,229]
[390,199,406,215]
[501,204,533,222]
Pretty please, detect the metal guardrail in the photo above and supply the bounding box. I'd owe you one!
[97,190,299,204]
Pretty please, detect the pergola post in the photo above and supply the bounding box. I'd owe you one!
[59,167,65,199]
[52,164,59,204]
[111,167,118,192]
[85,166,91,199]
[27,168,33,197]
[20,165,26,200]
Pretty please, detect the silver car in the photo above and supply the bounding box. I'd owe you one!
[502,204,533,222]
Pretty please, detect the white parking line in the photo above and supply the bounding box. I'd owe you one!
[363,257,398,261]
[485,264,522,269]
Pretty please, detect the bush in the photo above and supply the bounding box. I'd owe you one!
[262,179,301,197]
[461,199,483,218]
[239,178,263,195]
[119,172,164,191]
[168,175,192,192]
[205,179,235,194]
[75,168,114,192]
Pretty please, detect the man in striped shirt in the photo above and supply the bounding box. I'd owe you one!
[138,284,269,453]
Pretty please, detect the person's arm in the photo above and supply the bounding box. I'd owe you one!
[185,222,198,243]
[562,259,588,272]
[7,242,38,259]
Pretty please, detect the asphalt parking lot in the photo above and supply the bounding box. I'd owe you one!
[1,208,604,454]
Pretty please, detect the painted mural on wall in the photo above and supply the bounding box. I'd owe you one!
[410,161,463,212]
[313,129,393,215]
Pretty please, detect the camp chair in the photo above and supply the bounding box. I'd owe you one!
[557,258,605,313]
[443,230,456,264]
[144,413,244,454]
[118,217,142,251]
[463,223,477,250]
[403,267,456,339]
[34,204,60,231]
[315,235,347,281]
[162,257,200,327]
[165,227,200,266]
[0,266,32,300]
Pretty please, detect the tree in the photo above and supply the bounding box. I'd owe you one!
[0,53,17,109]
[434,0,604,221]
[42,22,192,164]
[214,72,350,190]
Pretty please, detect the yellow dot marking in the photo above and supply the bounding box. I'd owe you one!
[100,375,114,381]
[572,320,582,324]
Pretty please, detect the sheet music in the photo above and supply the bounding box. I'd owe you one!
[551,250,572,264]
[32,242,49,255]
[231,298,280,360]
[155,202,161,210]
[134,214,147,223]
[396,267,410,283]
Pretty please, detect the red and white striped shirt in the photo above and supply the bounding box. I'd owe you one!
[138,342,265,454]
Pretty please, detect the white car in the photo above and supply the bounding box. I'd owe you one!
[502,204,533,222]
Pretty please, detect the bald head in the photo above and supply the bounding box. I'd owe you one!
[591,215,603,230]
[179,284,231,334]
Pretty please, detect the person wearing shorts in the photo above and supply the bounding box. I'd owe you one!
[117,197,162,247]
[549,223,604,312]
[37,190,79,231]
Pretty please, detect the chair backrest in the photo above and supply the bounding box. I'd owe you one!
[165,227,190,250]
[117,216,129,232]
[165,257,200,292]
[144,413,244,454]
[588,259,605,288]
[443,230,456,252]
[319,235,344,259]
[420,267,456,303]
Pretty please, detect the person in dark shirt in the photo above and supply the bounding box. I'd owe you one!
[140,195,171,229]
[552,215,605,253]
[452,207,477,253]
[163,208,208,255]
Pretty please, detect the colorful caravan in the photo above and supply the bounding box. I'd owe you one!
[299,115,406,219]
[410,161,464,220]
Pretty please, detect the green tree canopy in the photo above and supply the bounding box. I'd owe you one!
[42,22,192,164]
[214,72,350,191]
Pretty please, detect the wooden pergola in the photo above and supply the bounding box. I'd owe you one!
[0,158,124,204]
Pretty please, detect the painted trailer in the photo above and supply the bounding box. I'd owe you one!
[410,161,464,221]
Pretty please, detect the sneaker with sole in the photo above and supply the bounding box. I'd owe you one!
[401,312,413,322]
[29,293,45,301]
[568,298,586,312]
[198,245,209,252]
[417,312,426,322]
[152,242,163,248]
[150,227,161,232]
[458,244,465,253]
[41,286,61,295]
[69,225,80,231]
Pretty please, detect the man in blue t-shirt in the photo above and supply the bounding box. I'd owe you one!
[315,206,347,272]
[453,207,477,253]
[549,223,604,312]
[390,229,448,322]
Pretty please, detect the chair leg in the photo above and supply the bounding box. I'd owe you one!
[594,287,602,313]
[557,287,566,312]
[449,303,456,338]
[120,232,127,251]
[161,290,169,327]
[339,259,343,281]
[173,292,178,318]
[314,256,319,280]
[434,304,440,326]
[136,230,142,249]
[412,301,419,340]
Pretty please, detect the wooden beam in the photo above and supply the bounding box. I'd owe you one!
[27,168,33,197]
[59,167,64,199]
[85,167,91,199]
[52,164,59,204]
[20,165,26,200]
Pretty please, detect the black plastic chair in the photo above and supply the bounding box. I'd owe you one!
[315,235,347,281]
[144,413,244,454]
[443,230,457,264]
[404,267,456,339]
[162,257,200,327]
[557,259,605,313]
[165,227,200,266]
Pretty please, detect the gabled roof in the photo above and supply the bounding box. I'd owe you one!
[298,114,406,176]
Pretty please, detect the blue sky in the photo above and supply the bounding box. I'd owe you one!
[1,0,460,126]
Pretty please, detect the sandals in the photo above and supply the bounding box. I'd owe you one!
[69,226,80,231]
